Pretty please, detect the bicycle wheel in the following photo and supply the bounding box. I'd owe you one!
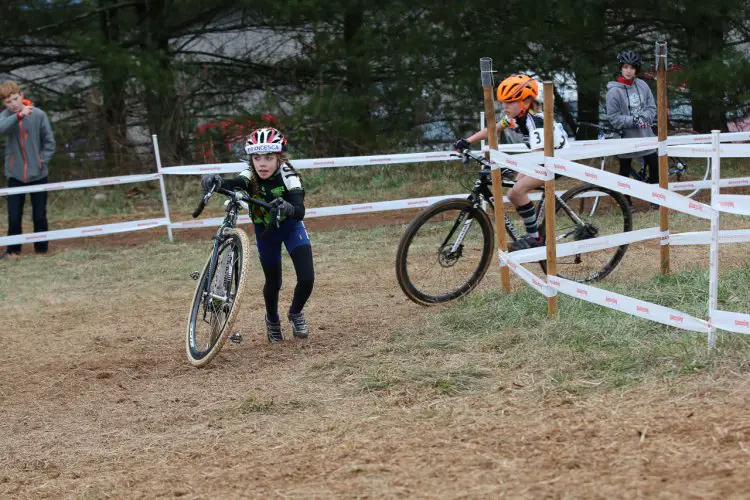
[669,156,710,199]
[186,228,250,367]
[584,156,608,216]
[539,184,632,282]
[396,198,494,305]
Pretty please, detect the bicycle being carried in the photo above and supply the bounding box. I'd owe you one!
[186,184,276,367]
[395,149,633,305]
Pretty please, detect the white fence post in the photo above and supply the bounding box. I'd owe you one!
[707,130,721,350]
[152,134,174,242]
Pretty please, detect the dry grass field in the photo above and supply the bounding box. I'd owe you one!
[2,205,750,498]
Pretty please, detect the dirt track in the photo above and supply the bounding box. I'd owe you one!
[2,211,750,498]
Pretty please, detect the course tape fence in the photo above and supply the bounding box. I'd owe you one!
[0,132,748,259]
[488,130,750,348]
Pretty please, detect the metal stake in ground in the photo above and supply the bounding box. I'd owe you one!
[543,81,558,317]
[480,57,511,293]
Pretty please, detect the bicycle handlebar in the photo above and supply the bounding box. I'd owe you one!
[192,184,272,219]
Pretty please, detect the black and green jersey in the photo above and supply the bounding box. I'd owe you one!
[224,163,305,226]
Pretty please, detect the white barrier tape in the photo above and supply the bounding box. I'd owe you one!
[667,144,750,159]
[487,149,553,181]
[669,177,750,192]
[546,157,716,220]
[715,144,750,158]
[714,194,750,216]
[169,194,470,229]
[710,309,750,335]
[160,162,247,175]
[498,251,556,297]
[658,141,668,156]
[660,230,670,246]
[0,217,168,246]
[668,131,750,145]
[0,173,161,197]
[509,226,663,265]
[558,138,659,161]
[669,180,711,191]
[670,229,750,246]
[548,276,709,333]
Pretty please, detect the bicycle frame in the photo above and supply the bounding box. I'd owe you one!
[456,152,586,248]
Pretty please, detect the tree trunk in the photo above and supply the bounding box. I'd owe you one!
[98,0,127,170]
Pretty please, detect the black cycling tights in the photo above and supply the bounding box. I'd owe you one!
[261,244,315,321]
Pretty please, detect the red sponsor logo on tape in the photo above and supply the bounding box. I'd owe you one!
[199,167,221,171]
[423,154,447,159]
[534,168,548,177]
[688,202,703,211]
[719,201,736,208]
[407,200,429,206]
[306,210,317,215]
[691,148,710,153]
[605,296,618,305]
[576,288,587,296]
[652,192,666,201]
[532,278,542,288]
[669,314,684,323]
[728,179,749,186]
[313,161,335,166]
[585,171,598,179]
[636,305,650,313]
[554,163,567,171]
[735,319,750,328]
[82,228,104,234]
[617,181,631,190]
[351,205,373,211]
[99,179,121,185]
[549,277,560,287]
[369,158,391,162]
[137,221,158,227]
[25,235,47,241]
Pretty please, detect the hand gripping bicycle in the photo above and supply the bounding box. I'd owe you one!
[186,183,277,367]
[395,150,633,305]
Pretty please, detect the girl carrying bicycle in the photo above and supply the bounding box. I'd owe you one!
[454,74,567,251]
[201,127,314,343]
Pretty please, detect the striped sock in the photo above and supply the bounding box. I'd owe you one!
[516,202,539,238]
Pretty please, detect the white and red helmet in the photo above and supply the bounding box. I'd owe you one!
[245,127,288,155]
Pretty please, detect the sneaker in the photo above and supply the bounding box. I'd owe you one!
[287,311,309,339]
[265,316,283,343]
[508,235,544,252]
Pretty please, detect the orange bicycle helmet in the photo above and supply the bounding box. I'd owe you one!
[496,74,539,103]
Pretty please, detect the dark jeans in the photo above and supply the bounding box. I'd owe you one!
[618,152,659,184]
[7,176,49,254]
[619,153,659,206]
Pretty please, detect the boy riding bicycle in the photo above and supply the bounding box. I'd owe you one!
[454,74,568,251]
[201,127,314,343]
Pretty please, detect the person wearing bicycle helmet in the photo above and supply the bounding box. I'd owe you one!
[606,49,659,210]
[200,127,314,343]
[453,74,568,251]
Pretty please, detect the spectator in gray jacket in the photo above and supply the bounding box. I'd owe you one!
[0,81,56,258]
[606,50,658,211]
